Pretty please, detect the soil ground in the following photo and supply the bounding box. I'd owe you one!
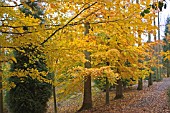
[80,78,170,113]
[48,78,170,113]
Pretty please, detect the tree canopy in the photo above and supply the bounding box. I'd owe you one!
[0,0,158,100]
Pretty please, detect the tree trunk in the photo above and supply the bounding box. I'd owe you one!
[0,64,3,113]
[156,67,161,82]
[154,12,162,81]
[81,75,92,110]
[105,77,109,105]
[153,17,159,82]
[136,0,139,4]
[80,51,92,110]
[167,67,170,77]
[79,22,92,111]
[114,79,123,99]
[0,77,3,113]
[122,81,127,90]
[148,73,153,87]
[154,43,161,82]
[53,86,57,113]
[0,78,2,113]
[137,77,143,90]
[167,60,170,77]
[147,33,153,87]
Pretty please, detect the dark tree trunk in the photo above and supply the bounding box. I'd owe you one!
[105,77,109,105]
[158,11,162,81]
[79,75,92,111]
[148,73,153,87]
[167,60,170,77]
[156,68,161,82]
[114,79,123,99]
[153,17,159,82]
[79,22,92,111]
[153,44,161,82]
[53,86,57,113]
[122,81,127,90]
[0,80,2,113]
[167,67,170,77]
[137,77,143,90]
[136,0,139,4]
[147,33,153,87]
[0,65,3,113]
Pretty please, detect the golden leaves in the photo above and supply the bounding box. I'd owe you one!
[161,50,170,61]
[10,57,17,63]
[0,0,158,98]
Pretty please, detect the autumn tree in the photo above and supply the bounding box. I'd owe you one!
[162,17,170,78]
[0,1,53,113]
[49,0,157,104]
[6,45,53,113]
[151,0,167,81]
[147,33,153,86]
[0,0,158,112]
[163,38,170,77]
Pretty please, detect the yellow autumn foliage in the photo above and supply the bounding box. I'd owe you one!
[0,0,158,99]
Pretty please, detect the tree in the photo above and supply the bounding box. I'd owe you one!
[147,33,153,86]
[0,0,157,112]
[0,1,53,113]
[163,37,170,77]
[79,22,92,111]
[5,45,53,113]
[151,0,167,81]
[162,17,170,77]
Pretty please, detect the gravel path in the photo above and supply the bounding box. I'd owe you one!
[81,78,170,113]
[125,78,170,113]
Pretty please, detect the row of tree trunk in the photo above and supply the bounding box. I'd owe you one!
[78,19,157,111]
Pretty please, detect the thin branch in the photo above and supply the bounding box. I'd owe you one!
[0,59,11,63]
[0,46,16,49]
[0,4,23,7]
[40,2,97,45]
[0,31,36,34]
[0,25,33,28]
[91,13,136,25]
[0,10,136,39]
[0,7,99,29]
[0,10,133,29]
[73,7,101,25]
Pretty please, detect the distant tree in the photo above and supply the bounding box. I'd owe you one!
[162,17,170,77]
